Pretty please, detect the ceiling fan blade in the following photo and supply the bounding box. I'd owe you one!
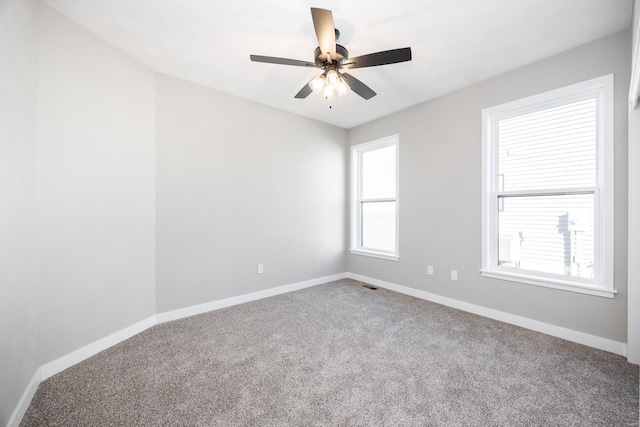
[343,47,412,69]
[310,8,336,62]
[341,73,376,100]
[250,55,317,67]
[294,80,314,99]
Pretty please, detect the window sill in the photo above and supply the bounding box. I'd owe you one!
[479,269,616,298]
[349,249,399,262]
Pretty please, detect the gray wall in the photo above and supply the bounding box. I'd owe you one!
[155,74,347,312]
[36,4,157,364]
[347,30,631,343]
[0,0,39,423]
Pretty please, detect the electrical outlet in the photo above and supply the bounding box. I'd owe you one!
[451,270,458,280]
[427,265,434,276]
[257,264,264,274]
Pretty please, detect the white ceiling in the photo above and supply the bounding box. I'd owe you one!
[43,0,633,129]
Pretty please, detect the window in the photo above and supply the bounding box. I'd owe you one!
[481,75,614,297]
[350,135,399,261]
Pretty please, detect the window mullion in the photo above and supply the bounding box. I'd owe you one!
[361,197,396,203]
[497,187,596,198]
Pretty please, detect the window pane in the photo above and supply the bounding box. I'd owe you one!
[362,201,396,252]
[498,194,594,278]
[498,98,596,191]
[362,145,396,199]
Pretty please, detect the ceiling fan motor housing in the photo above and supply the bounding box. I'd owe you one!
[314,44,349,68]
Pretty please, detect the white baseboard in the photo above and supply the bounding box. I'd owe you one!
[156,273,346,324]
[347,272,627,357]
[7,369,41,427]
[40,315,157,381]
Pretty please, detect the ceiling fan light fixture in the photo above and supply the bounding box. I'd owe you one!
[325,69,340,88]
[322,85,335,99]
[309,74,325,93]
[336,78,350,96]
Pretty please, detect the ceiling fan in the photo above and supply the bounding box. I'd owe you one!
[250,7,412,100]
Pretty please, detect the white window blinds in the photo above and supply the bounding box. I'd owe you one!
[496,97,597,279]
[362,145,396,199]
[497,98,596,192]
[361,144,396,253]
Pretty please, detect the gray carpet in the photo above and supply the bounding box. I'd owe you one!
[21,279,639,426]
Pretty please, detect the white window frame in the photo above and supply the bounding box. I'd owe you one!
[481,75,615,298]
[350,135,400,261]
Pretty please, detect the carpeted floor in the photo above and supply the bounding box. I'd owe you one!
[21,279,639,426]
